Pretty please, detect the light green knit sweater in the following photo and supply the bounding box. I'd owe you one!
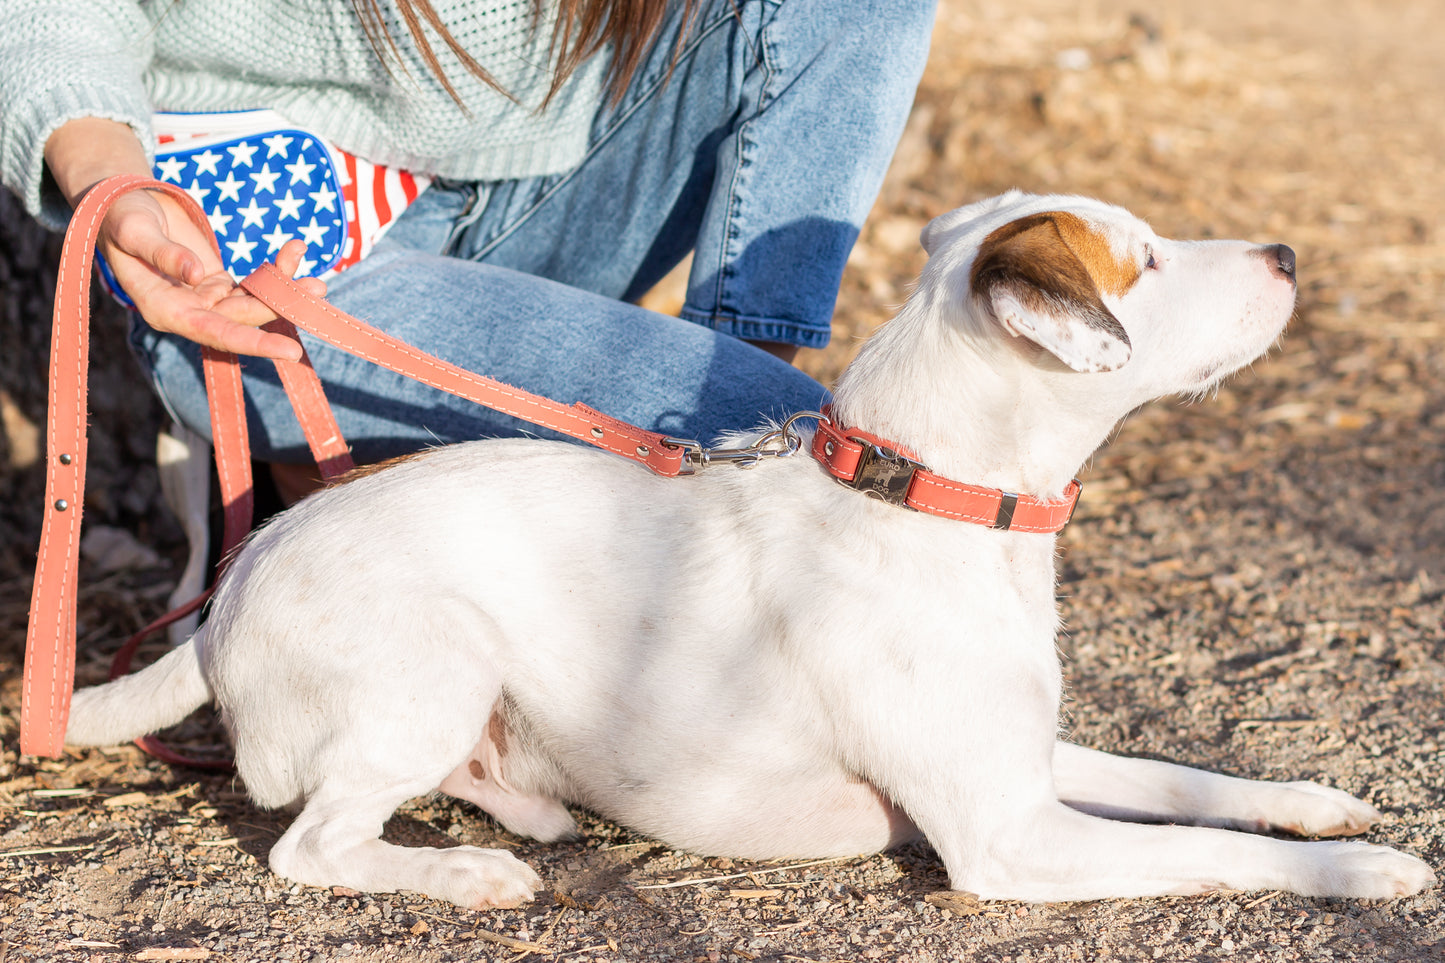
[0,0,610,228]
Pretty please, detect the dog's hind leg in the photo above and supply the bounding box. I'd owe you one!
[233,619,544,908]
[438,708,579,843]
[267,782,542,909]
[1053,741,1380,837]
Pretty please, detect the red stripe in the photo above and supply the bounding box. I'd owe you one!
[399,169,419,204]
[335,152,363,271]
[372,168,392,228]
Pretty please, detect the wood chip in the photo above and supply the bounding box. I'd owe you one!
[728,888,783,899]
[925,890,985,916]
[636,855,857,889]
[134,949,211,961]
[466,930,551,953]
[0,843,93,858]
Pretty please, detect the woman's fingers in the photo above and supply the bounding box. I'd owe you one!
[98,196,328,362]
[171,303,307,360]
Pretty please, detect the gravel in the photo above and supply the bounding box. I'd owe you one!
[3,1,1444,960]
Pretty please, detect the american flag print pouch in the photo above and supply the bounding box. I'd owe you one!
[99,109,431,303]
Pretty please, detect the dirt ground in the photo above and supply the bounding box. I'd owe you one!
[3,0,1445,960]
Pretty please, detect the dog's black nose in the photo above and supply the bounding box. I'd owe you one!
[1265,243,1296,281]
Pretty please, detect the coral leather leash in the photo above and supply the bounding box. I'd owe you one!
[20,175,1079,760]
[21,174,693,759]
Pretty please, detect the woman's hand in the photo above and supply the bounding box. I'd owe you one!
[46,117,326,362]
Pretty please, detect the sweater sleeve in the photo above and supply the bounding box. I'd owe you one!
[0,0,157,229]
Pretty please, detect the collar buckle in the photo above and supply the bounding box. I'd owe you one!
[846,439,925,509]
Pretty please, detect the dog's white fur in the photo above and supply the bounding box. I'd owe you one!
[67,192,1433,907]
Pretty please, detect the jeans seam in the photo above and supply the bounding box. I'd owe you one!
[466,5,750,262]
[677,305,830,350]
[700,4,777,322]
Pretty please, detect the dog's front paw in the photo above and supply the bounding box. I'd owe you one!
[431,846,544,909]
[1307,842,1435,899]
[1270,782,1382,838]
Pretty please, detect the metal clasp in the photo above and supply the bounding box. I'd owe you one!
[847,440,924,508]
[660,437,707,475]
[662,410,826,476]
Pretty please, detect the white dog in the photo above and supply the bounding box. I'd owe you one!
[65,192,1433,908]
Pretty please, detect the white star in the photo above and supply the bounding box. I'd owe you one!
[250,164,281,194]
[262,133,294,158]
[236,198,268,229]
[308,183,338,213]
[274,190,304,222]
[297,216,329,248]
[183,179,211,206]
[207,209,233,236]
[192,149,222,176]
[226,141,258,167]
[215,172,244,203]
[295,254,317,276]
[155,155,186,183]
[225,233,258,264]
[261,226,293,254]
[284,154,316,186]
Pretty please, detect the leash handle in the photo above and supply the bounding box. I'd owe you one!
[21,175,198,757]
[21,175,352,758]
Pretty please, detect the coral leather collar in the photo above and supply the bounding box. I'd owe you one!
[810,417,1081,533]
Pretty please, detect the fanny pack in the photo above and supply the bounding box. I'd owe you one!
[99,109,430,301]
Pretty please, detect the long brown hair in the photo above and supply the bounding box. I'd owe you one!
[349,0,699,109]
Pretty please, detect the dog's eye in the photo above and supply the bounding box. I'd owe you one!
[1144,247,1159,270]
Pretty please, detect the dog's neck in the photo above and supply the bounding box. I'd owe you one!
[829,296,1122,501]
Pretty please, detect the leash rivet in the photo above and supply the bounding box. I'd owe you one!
[54,499,69,512]
[636,445,650,456]
[824,442,835,456]
[590,427,604,439]
[58,453,73,465]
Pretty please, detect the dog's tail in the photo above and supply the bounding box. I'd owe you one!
[65,629,213,746]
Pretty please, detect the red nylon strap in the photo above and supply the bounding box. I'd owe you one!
[238,263,690,477]
[811,418,1080,533]
[21,175,352,758]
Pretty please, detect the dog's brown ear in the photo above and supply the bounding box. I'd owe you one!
[969,212,1134,373]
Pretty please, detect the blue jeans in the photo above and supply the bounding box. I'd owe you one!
[131,0,937,463]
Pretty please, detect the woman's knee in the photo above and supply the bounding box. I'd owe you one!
[766,0,937,74]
